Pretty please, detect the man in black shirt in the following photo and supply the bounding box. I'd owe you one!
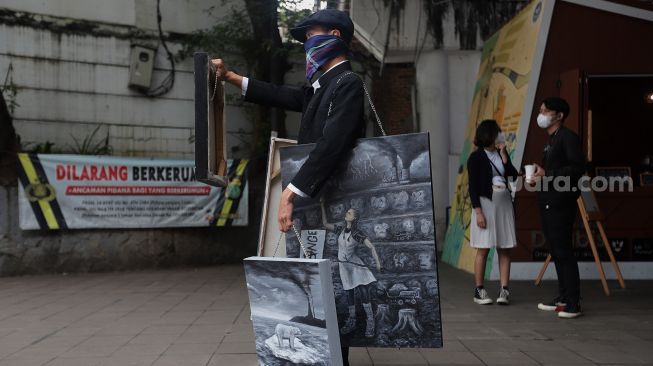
[531,97,586,319]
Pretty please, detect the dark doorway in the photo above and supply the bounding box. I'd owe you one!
[588,75,653,186]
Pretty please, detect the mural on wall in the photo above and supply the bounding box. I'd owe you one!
[244,257,342,366]
[280,133,442,349]
[442,0,551,274]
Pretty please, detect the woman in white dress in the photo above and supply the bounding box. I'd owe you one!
[467,120,519,305]
[321,200,381,338]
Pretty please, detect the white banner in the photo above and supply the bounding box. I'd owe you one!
[17,154,248,230]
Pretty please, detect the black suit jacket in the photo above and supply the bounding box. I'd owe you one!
[538,126,586,206]
[245,62,365,197]
[467,148,519,209]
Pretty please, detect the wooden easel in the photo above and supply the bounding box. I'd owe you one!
[534,190,626,296]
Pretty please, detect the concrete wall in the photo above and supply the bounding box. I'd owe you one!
[0,0,228,37]
[416,50,480,246]
[0,185,258,277]
[0,0,303,160]
[351,0,482,62]
[0,0,138,26]
[0,1,307,276]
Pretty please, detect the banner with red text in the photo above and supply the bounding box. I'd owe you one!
[17,154,248,230]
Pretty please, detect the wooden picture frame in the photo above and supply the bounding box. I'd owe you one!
[257,137,297,257]
[641,172,653,186]
[595,166,631,179]
[194,52,228,187]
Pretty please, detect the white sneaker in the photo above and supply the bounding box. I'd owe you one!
[473,287,493,305]
[538,297,567,312]
[558,304,582,319]
[496,288,510,305]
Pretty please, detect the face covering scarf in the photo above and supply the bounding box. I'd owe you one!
[304,34,349,81]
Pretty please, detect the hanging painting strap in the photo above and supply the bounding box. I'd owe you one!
[272,224,310,259]
[328,71,387,137]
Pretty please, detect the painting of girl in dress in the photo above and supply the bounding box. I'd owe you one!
[320,199,381,338]
[279,133,442,349]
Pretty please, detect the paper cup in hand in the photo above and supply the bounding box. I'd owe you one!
[525,164,536,183]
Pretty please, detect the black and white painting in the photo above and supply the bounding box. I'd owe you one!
[279,133,442,348]
[244,257,342,366]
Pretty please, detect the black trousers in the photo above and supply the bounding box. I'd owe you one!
[539,201,580,304]
[342,346,349,366]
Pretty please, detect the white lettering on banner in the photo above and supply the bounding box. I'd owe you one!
[65,186,211,195]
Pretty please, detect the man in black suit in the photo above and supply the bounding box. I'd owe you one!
[212,9,364,232]
[213,9,364,365]
[530,97,586,319]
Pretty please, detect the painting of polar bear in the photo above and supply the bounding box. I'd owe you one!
[244,257,342,366]
[275,324,301,349]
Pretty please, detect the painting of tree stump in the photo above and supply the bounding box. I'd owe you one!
[375,304,392,334]
[391,308,423,336]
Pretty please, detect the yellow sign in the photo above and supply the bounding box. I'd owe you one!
[443,0,550,274]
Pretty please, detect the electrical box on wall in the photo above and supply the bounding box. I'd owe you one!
[128,45,156,90]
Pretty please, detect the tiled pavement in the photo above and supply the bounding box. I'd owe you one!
[0,263,652,366]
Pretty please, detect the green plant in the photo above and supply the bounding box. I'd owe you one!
[21,140,58,154]
[18,125,112,155]
[69,124,112,155]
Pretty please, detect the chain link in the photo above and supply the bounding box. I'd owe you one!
[292,223,311,259]
[210,66,220,101]
[272,231,283,257]
[361,81,387,136]
[328,72,387,137]
[271,225,309,259]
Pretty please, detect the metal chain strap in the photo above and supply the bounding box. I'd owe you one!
[210,66,220,101]
[292,223,311,259]
[272,224,310,259]
[272,231,284,257]
[328,72,387,137]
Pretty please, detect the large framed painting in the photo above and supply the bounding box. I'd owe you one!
[194,52,228,187]
[244,257,342,366]
[279,132,442,348]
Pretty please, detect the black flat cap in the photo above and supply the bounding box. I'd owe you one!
[290,9,354,44]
